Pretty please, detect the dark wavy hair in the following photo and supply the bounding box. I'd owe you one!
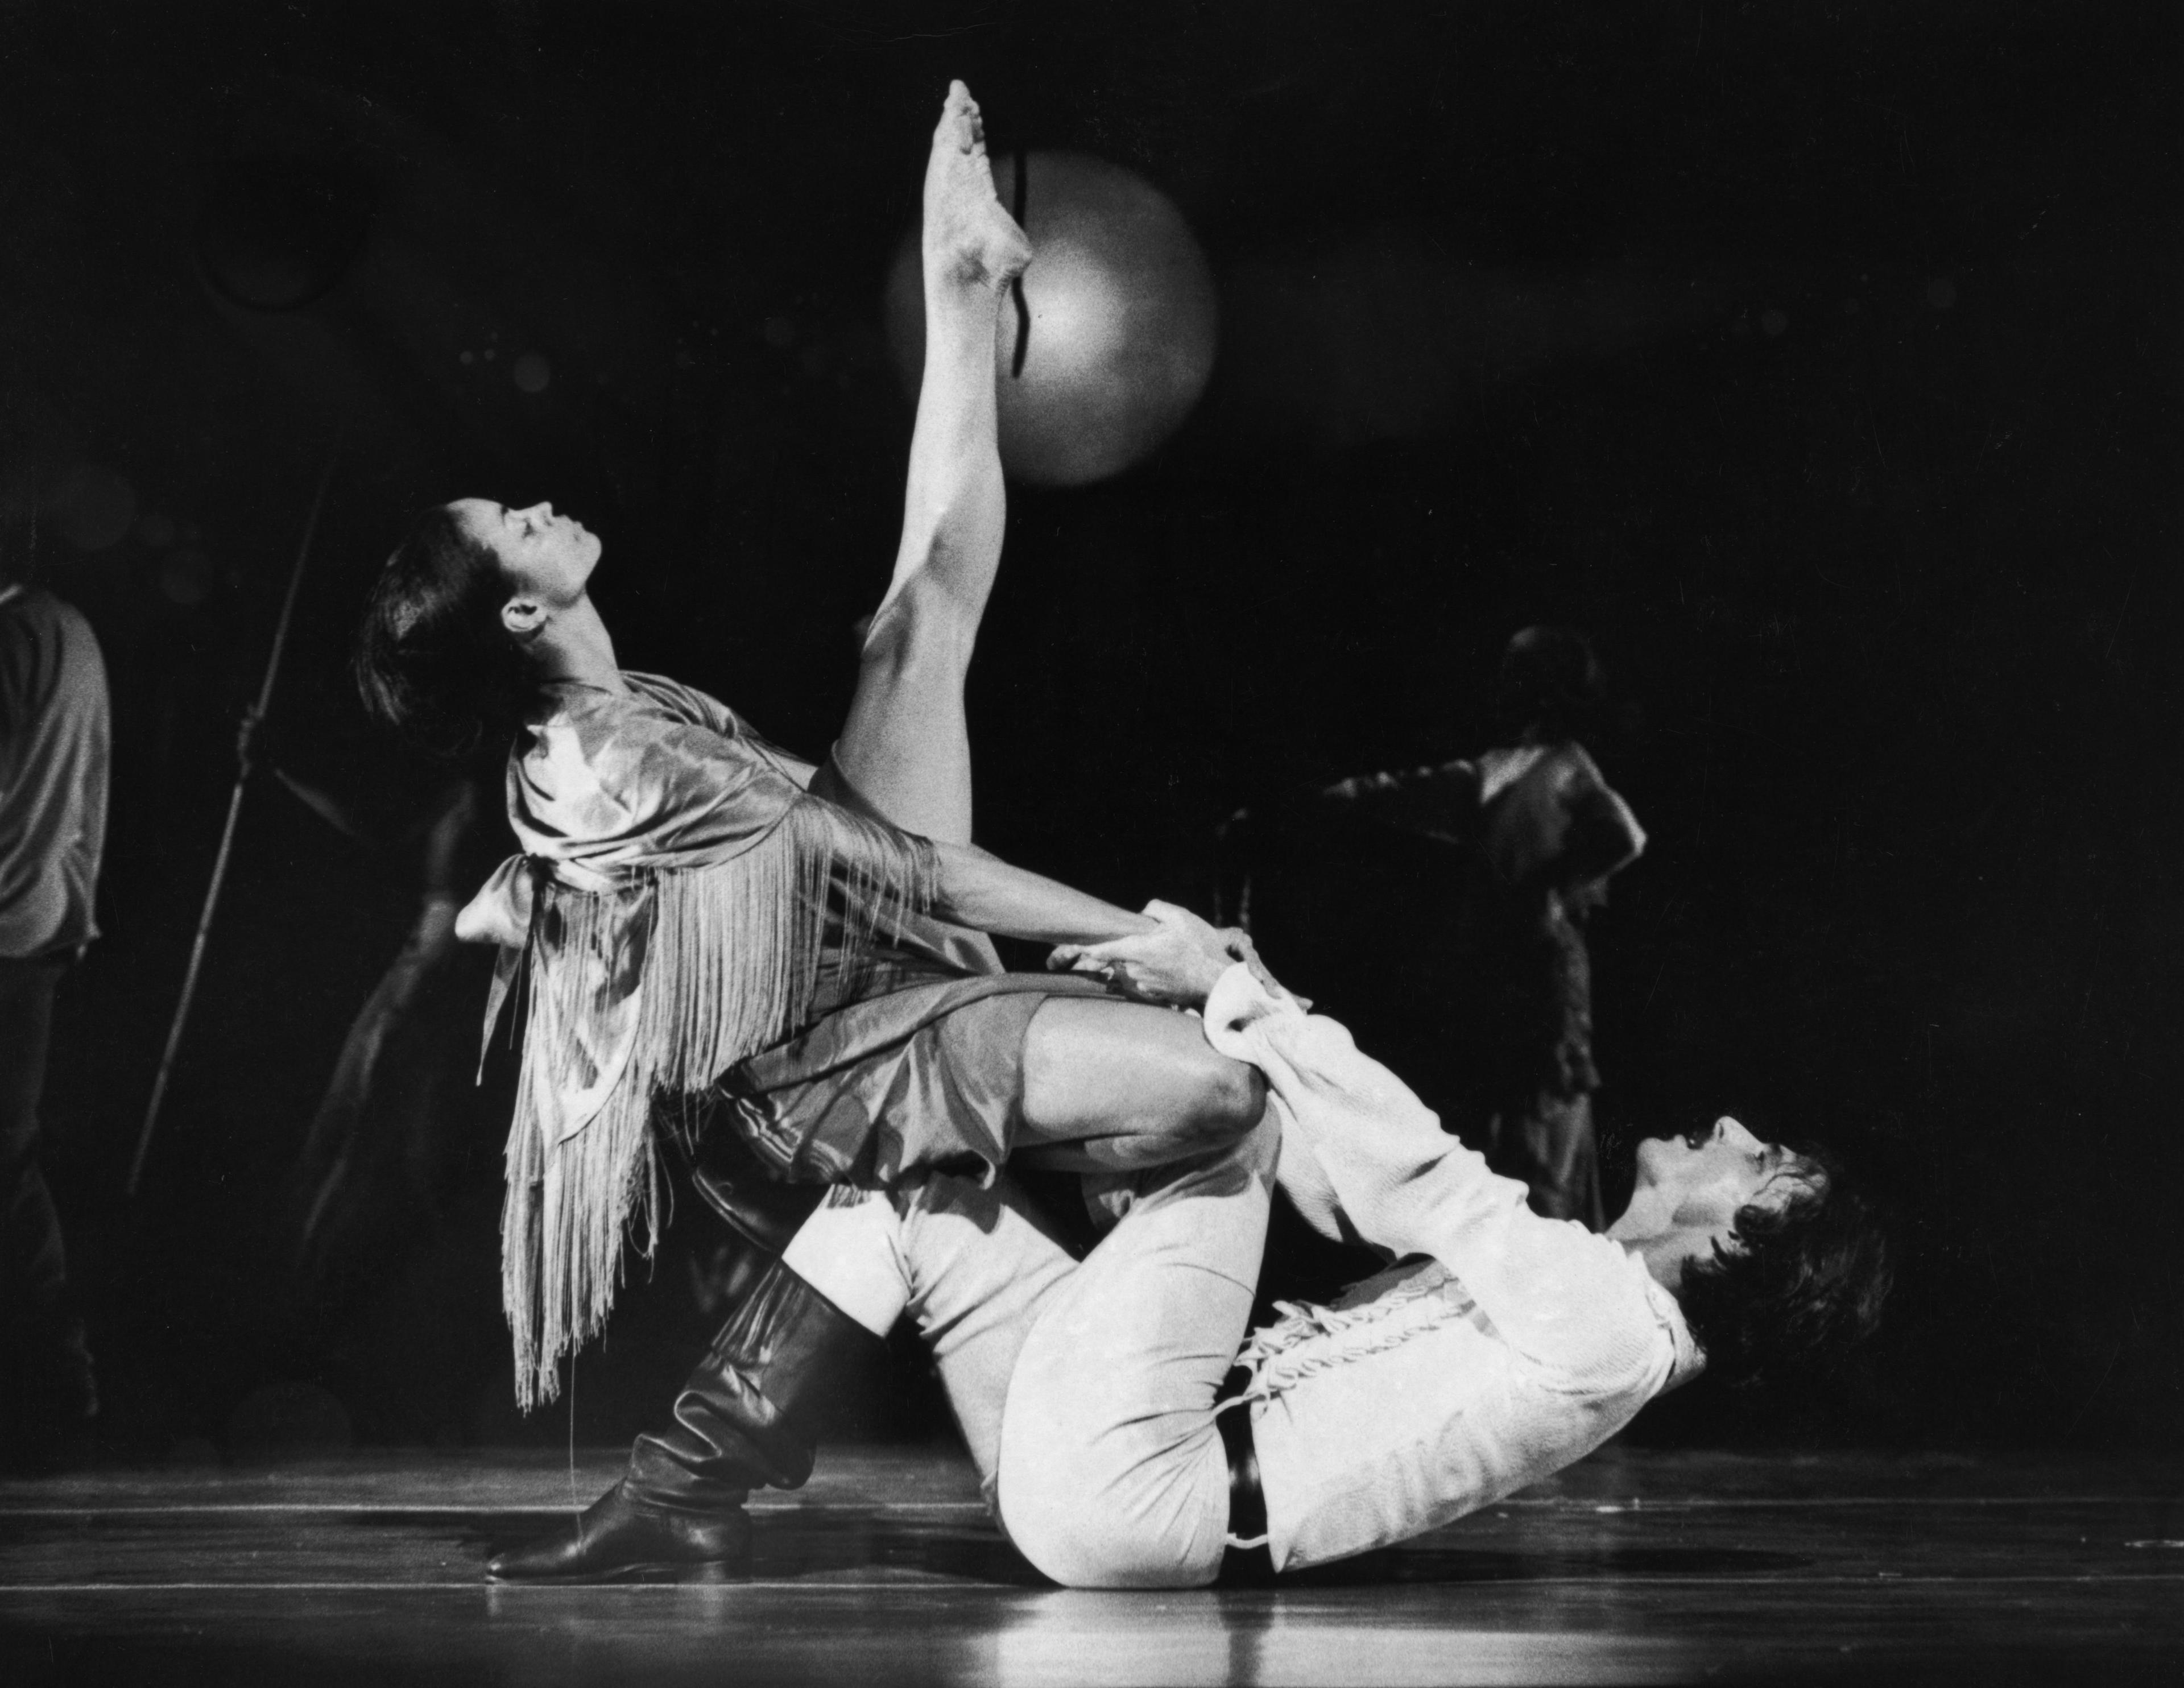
[1675,1141,1893,1389]
[353,503,537,758]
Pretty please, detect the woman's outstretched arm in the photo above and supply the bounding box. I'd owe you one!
[928,838,1156,947]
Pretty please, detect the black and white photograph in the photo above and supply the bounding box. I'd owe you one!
[0,2,2177,1683]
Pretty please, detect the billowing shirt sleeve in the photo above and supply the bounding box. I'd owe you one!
[1204,963,1669,1388]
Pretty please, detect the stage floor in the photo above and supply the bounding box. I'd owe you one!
[2,1445,2178,1685]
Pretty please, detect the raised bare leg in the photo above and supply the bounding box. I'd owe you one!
[834,79,1030,845]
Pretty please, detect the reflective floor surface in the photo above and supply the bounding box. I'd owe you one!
[2,1446,2178,1685]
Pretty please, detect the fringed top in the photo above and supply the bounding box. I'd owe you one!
[456,673,937,1409]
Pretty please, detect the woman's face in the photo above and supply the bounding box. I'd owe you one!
[450,498,602,609]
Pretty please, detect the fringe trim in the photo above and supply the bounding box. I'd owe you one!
[1232,1266,1481,1404]
[501,797,935,1409]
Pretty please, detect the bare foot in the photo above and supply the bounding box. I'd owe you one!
[924,80,1031,291]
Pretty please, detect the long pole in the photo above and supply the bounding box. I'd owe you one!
[127,446,341,1197]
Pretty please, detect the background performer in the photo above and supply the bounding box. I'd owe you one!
[0,553,110,1466]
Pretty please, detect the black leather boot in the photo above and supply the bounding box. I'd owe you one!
[487,1253,874,1583]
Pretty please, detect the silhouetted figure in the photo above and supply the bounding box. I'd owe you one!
[0,568,110,1463]
[275,774,496,1300]
[1220,629,1640,1231]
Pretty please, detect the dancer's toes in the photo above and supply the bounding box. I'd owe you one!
[925,78,1031,288]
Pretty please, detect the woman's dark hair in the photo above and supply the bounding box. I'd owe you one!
[353,503,536,758]
[1676,1141,1894,1389]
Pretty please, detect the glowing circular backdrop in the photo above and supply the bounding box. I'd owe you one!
[886,151,1218,487]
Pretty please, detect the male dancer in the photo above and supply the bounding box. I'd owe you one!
[352,85,1263,1578]
[768,905,1891,1586]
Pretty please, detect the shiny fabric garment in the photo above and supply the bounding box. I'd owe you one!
[718,971,1113,1189]
[458,673,944,1406]
[457,672,1114,1406]
[721,749,1115,1188]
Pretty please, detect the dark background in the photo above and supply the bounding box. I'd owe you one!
[2,0,2176,1457]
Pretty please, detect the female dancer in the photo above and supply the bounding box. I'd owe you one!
[356,83,1261,1579]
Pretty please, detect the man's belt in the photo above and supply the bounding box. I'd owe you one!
[1215,1365,1274,1585]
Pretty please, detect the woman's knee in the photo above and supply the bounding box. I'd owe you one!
[1019,999,1268,1162]
[1176,1053,1267,1152]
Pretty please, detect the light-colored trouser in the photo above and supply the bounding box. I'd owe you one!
[784,1112,1279,1588]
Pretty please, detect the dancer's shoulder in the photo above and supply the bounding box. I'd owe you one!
[618,671,752,737]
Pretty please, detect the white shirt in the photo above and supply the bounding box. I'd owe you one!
[1202,963,1699,1570]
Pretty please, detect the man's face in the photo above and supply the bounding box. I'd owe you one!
[450,498,602,610]
[1632,1116,1822,1244]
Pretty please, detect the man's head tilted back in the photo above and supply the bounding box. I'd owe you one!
[1610,1118,1893,1387]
